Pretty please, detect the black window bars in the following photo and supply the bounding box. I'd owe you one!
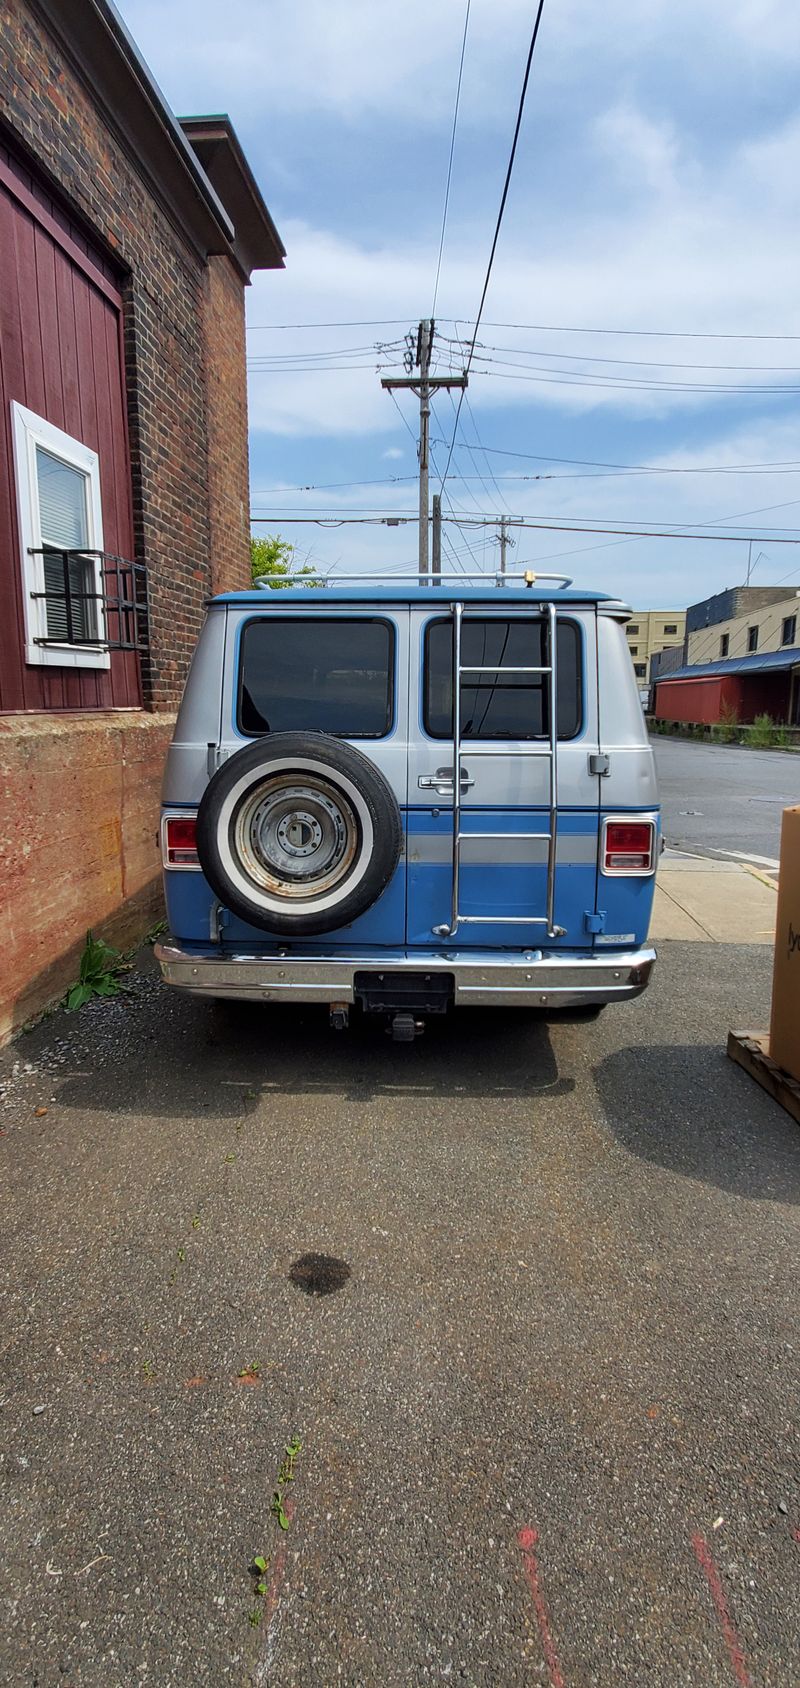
[28,549,149,652]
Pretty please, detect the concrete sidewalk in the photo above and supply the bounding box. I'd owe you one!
[651,849,778,943]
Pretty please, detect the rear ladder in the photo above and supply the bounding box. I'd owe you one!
[433,597,566,940]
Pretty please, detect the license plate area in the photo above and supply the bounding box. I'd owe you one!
[353,971,454,1015]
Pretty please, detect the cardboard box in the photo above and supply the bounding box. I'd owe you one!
[770,806,800,1083]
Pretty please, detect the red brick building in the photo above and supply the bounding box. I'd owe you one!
[0,0,285,1040]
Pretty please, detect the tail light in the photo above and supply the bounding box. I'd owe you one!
[162,814,200,868]
[602,818,656,875]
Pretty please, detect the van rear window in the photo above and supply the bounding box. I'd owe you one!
[238,617,394,738]
[424,617,581,740]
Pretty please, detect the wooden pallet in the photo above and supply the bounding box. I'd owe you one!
[727,1031,800,1126]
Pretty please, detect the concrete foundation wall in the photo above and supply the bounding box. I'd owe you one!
[0,712,172,1042]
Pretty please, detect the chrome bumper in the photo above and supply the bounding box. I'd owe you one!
[154,942,656,1009]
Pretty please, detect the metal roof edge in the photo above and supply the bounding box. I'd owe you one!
[35,0,235,248]
[209,584,615,606]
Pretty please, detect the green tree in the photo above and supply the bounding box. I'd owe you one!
[250,534,319,589]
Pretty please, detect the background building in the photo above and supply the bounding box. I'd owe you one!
[653,586,800,727]
[624,610,686,685]
[0,0,285,1040]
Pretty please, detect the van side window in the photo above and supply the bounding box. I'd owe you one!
[238,617,394,738]
[424,618,582,740]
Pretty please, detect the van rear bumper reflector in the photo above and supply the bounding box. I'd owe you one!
[155,943,656,1009]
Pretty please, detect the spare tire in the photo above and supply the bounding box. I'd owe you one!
[196,732,403,936]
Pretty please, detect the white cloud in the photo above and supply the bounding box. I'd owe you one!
[382,447,405,460]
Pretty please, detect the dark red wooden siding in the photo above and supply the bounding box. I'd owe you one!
[0,158,140,711]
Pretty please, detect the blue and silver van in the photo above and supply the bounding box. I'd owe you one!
[156,573,658,1036]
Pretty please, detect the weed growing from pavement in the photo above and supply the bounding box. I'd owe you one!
[65,918,168,1013]
[246,1437,302,1626]
[251,1554,270,1596]
[65,932,130,1011]
[271,1434,302,1530]
[238,1362,261,1380]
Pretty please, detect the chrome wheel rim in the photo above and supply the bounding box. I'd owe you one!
[233,776,359,900]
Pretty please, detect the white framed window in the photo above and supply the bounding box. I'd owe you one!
[11,402,109,670]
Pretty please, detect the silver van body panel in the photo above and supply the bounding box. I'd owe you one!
[595,614,659,809]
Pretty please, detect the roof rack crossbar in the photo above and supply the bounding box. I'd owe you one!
[254,570,574,590]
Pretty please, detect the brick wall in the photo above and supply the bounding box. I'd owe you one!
[203,255,252,596]
[0,713,173,1041]
[0,0,257,1042]
[0,0,251,707]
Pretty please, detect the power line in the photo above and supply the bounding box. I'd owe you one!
[438,334,800,373]
[246,319,414,330]
[463,320,800,342]
[431,0,472,318]
[450,443,800,474]
[245,318,800,342]
[250,462,800,497]
[439,0,548,490]
[463,360,800,395]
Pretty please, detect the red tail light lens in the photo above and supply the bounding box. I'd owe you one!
[164,815,199,866]
[603,820,656,874]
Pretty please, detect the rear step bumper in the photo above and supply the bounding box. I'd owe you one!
[155,942,656,1009]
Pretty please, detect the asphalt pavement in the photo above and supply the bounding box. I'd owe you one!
[653,737,800,865]
[2,943,799,1687]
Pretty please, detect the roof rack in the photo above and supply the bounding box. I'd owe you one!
[255,570,575,590]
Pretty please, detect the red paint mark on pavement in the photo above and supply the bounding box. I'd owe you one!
[260,1498,296,1668]
[691,1532,751,1687]
[517,1527,566,1688]
[184,1375,206,1388]
[792,1528,800,1544]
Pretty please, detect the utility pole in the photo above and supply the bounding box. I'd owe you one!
[381,321,468,581]
[431,494,442,579]
[495,515,515,583]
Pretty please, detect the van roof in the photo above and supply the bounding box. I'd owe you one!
[212,584,619,607]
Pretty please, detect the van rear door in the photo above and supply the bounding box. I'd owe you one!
[405,602,601,947]
[216,603,410,946]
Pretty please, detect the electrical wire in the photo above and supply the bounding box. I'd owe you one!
[437,334,800,374]
[449,443,800,475]
[245,319,800,342]
[439,0,548,491]
[456,320,800,342]
[431,0,472,318]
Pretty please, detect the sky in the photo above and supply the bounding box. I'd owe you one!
[117,0,800,608]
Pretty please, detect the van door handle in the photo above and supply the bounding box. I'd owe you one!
[418,766,475,793]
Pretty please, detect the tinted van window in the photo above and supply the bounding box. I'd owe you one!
[239,617,394,738]
[424,617,581,739]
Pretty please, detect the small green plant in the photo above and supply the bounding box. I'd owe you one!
[191,1214,201,1230]
[271,1434,303,1530]
[176,1247,186,1263]
[65,931,128,1010]
[774,726,792,747]
[142,1360,155,1379]
[248,1607,262,1627]
[144,918,168,946]
[238,1362,261,1379]
[224,1153,236,1164]
[746,712,776,748]
[251,1554,270,1596]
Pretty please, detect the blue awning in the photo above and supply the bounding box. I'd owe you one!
[660,647,800,681]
